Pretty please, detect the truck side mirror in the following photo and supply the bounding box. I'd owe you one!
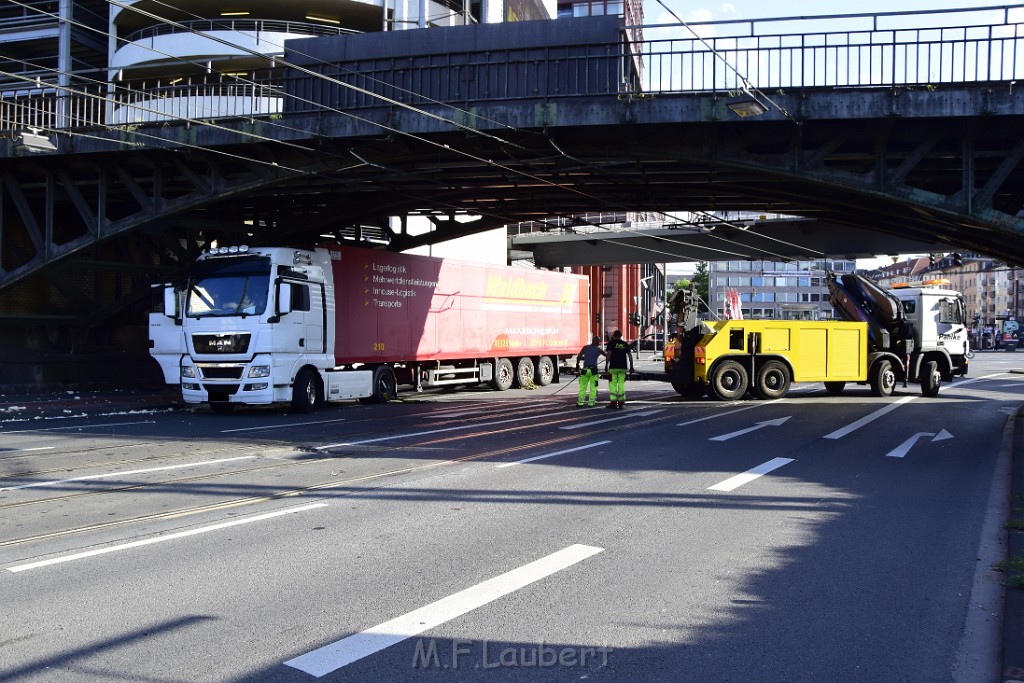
[277,282,293,315]
[162,286,180,320]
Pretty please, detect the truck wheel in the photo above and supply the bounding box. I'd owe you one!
[709,360,748,401]
[824,381,846,395]
[754,360,790,399]
[869,360,895,397]
[515,357,535,388]
[534,356,554,386]
[672,380,706,399]
[920,360,941,397]
[491,358,514,391]
[362,365,397,404]
[291,368,320,413]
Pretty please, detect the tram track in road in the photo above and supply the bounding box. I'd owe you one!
[0,403,685,552]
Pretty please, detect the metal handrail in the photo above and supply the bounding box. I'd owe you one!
[121,18,359,44]
[2,5,1023,131]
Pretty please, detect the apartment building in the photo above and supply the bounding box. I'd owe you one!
[708,258,858,320]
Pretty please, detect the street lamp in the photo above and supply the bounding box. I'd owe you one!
[15,130,57,153]
[727,82,768,118]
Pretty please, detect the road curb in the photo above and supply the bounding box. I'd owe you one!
[1004,410,1024,683]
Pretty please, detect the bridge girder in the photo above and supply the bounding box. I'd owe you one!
[1,85,1023,340]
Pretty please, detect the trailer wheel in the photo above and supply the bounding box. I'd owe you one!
[920,360,941,397]
[709,360,748,401]
[535,356,554,386]
[515,357,535,388]
[491,358,514,391]
[824,381,846,395]
[362,365,397,404]
[869,359,895,397]
[754,360,790,399]
[291,368,320,413]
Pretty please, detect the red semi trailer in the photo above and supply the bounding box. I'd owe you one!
[150,245,589,411]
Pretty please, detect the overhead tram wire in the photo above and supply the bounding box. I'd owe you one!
[9,4,825,266]
[141,0,544,143]
[37,0,745,250]
[48,0,627,214]
[650,0,795,123]
[0,82,366,179]
[109,0,529,149]
[9,2,619,216]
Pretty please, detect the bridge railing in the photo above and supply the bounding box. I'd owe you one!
[634,5,1024,94]
[2,5,1023,133]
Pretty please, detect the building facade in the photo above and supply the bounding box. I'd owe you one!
[2,0,553,129]
[708,258,858,320]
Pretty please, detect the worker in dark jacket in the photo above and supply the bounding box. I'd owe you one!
[575,335,606,407]
[605,329,634,409]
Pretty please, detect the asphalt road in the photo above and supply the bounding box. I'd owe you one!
[0,353,1020,682]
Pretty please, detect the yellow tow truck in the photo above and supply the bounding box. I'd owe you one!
[667,272,968,400]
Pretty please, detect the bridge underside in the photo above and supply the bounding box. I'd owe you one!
[2,85,1024,386]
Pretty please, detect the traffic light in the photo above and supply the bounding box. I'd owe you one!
[952,252,963,266]
[929,254,937,266]
[595,311,601,324]
[629,311,641,326]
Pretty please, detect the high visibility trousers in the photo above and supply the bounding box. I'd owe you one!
[578,369,599,406]
[608,369,627,402]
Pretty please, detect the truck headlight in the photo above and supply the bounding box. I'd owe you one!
[181,365,196,378]
[248,365,271,378]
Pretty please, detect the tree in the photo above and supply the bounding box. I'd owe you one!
[691,262,709,313]
[672,278,690,292]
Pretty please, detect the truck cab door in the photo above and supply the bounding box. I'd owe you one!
[149,286,186,384]
[306,283,325,354]
[937,297,968,355]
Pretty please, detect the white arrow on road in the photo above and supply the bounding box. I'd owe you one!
[886,429,953,458]
[709,416,791,442]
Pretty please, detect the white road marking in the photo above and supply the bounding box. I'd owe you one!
[559,409,664,430]
[822,396,916,440]
[886,429,954,458]
[676,401,777,427]
[0,456,257,492]
[317,413,550,449]
[220,419,346,433]
[709,416,791,442]
[0,420,155,435]
[283,544,604,678]
[16,446,55,452]
[497,441,611,468]
[708,457,795,492]
[6,502,327,573]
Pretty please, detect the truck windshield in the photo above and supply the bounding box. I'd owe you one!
[186,256,271,318]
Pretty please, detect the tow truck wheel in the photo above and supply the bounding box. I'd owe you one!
[869,359,896,397]
[534,356,554,386]
[491,358,514,391]
[755,360,790,399]
[709,360,749,401]
[672,380,706,399]
[515,357,535,388]
[291,368,320,413]
[920,360,941,397]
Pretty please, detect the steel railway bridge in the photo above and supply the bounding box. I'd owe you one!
[1,7,1023,387]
